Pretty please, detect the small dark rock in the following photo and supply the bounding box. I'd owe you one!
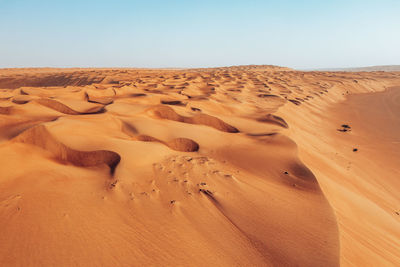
[109,180,118,188]
[199,189,213,196]
[338,124,352,132]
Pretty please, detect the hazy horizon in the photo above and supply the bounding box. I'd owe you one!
[1,0,399,69]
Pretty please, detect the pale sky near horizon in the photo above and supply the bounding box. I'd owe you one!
[0,0,399,69]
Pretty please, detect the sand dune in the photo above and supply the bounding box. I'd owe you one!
[0,66,399,266]
[280,86,400,266]
[135,134,200,152]
[35,98,105,115]
[148,105,239,133]
[316,64,400,72]
[13,125,121,174]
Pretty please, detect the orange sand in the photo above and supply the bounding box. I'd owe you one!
[0,66,399,266]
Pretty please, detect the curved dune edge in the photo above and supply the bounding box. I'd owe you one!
[136,134,199,152]
[85,92,114,105]
[148,105,239,133]
[35,98,105,115]
[160,99,186,106]
[12,95,38,104]
[12,125,121,174]
[88,97,113,105]
[0,117,58,141]
[86,96,114,105]
[257,113,289,128]
[119,120,200,152]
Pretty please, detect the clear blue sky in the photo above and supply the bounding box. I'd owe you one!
[1,0,399,69]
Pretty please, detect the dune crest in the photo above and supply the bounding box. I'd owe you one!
[36,98,105,115]
[12,125,120,174]
[257,113,289,128]
[136,134,199,152]
[149,105,239,133]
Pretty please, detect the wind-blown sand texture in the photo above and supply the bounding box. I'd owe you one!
[0,66,399,266]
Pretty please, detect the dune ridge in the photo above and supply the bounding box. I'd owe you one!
[149,105,239,133]
[135,134,200,152]
[257,113,289,128]
[35,98,105,114]
[12,125,120,174]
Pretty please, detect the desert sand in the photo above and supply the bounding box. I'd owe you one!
[0,66,399,266]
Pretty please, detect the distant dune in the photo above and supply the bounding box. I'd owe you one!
[190,64,293,71]
[0,66,399,266]
[312,65,400,72]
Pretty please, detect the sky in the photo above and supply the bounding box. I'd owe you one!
[0,0,399,69]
